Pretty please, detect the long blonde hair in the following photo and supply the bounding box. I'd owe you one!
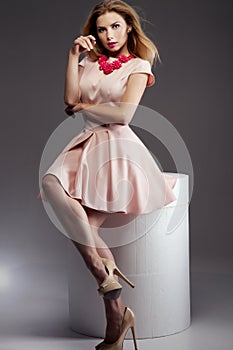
[82,0,161,66]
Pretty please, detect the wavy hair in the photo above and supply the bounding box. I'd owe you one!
[82,0,161,66]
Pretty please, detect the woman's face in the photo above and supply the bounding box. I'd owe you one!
[96,11,132,57]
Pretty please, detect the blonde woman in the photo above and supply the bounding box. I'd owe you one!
[38,0,177,349]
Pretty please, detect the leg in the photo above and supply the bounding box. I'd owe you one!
[84,207,126,344]
[82,205,116,258]
[42,174,107,285]
[43,174,125,344]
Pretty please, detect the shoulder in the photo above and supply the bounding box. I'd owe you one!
[131,57,151,68]
[128,57,155,87]
[78,54,97,67]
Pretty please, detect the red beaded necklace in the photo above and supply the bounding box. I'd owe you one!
[98,54,134,75]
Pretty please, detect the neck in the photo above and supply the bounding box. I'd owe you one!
[107,50,130,59]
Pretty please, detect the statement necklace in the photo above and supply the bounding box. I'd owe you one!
[98,54,134,75]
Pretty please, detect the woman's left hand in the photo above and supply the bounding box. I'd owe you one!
[65,103,90,116]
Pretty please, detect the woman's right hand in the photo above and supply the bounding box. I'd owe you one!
[70,35,96,56]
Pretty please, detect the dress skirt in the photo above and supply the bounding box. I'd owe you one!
[38,123,177,215]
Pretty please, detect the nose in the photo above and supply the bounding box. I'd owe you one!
[106,28,114,41]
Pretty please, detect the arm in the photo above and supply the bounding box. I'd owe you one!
[70,73,149,124]
[64,35,96,106]
[64,51,83,105]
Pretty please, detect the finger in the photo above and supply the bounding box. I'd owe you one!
[82,37,94,51]
[74,36,96,50]
[85,38,94,50]
[73,36,87,48]
[71,106,80,112]
[72,104,83,112]
[73,35,86,43]
[73,35,84,43]
[76,35,96,43]
[74,38,89,51]
[87,35,96,43]
[73,36,88,49]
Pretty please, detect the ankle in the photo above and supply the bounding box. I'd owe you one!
[104,299,125,319]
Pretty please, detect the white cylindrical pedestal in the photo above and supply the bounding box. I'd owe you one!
[67,173,190,338]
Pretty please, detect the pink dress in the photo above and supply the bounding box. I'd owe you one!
[37,55,177,214]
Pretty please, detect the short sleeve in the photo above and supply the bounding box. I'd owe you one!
[78,55,88,67]
[130,59,155,87]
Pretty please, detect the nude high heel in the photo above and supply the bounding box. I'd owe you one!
[98,258,135,299]
[95,307,139,350]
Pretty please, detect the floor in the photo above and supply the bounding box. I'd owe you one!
[0,262,232,350]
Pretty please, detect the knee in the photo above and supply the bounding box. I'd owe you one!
[41,174,58,194]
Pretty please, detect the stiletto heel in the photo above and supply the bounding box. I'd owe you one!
[97,258,134,299]
[112,264,135,289]
[131,324,138,350]
[95,307,139,350]
[102,258,135,288]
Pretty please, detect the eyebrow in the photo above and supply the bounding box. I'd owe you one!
[97,21,120,29]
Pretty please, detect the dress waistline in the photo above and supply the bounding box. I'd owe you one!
[83,123,129,133]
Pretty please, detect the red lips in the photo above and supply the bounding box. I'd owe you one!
[108,42,117,47]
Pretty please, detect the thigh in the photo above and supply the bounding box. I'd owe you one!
[83,205,109,230]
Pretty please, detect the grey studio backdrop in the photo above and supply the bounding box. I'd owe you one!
[0,0,233,343]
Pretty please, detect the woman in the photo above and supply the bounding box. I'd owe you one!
[38,0,177,349]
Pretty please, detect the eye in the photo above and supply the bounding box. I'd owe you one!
[112,23,120,29]
[97,28,105,33]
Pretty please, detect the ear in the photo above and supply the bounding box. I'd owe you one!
[127,25,132,33]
